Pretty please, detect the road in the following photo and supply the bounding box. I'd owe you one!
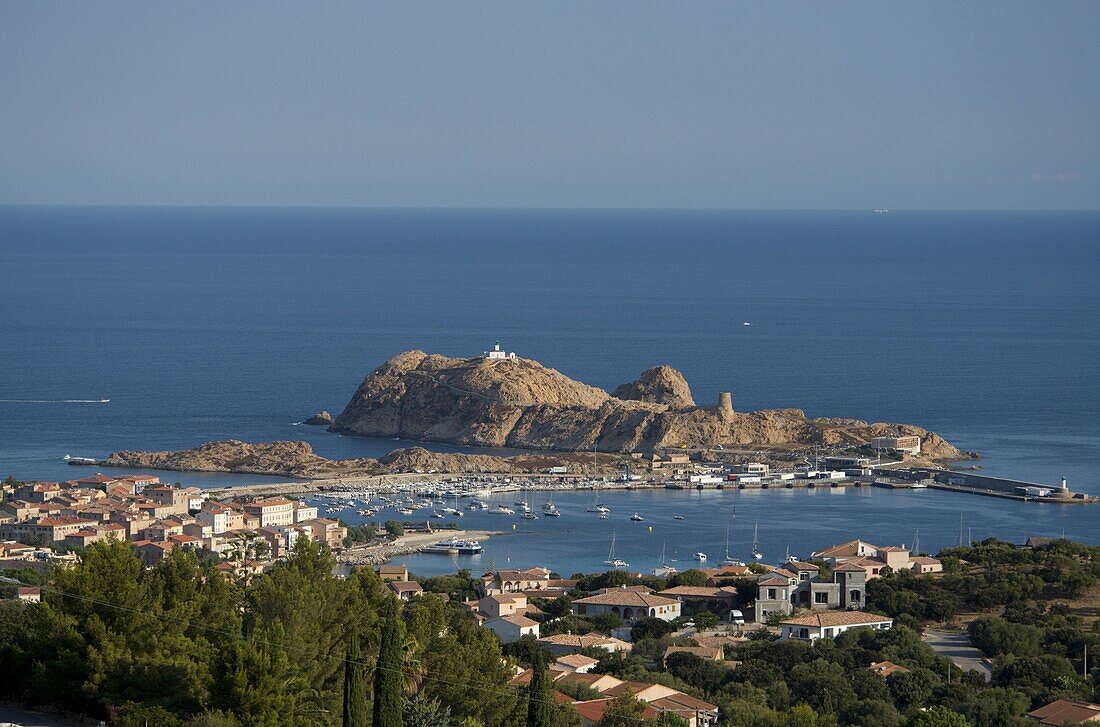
[0,706,91,726]
[922,629,992,682]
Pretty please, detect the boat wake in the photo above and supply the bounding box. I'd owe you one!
[0,398,110,404]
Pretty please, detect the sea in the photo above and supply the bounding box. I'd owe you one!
[1,206,1098,575]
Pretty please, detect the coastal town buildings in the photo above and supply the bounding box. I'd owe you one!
[0,474,345,577]
[810,538,943,577]
[1026,699,1100,725]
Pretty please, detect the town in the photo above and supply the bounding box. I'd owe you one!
[3,471,1097,725]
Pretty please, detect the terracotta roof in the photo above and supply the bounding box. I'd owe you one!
[758,573,792,586]
[811,539,878,558]
[573,591,678,608]
[649,692,720,715]
[783,561,820,571]
[555,653,598,669]
[910,556,941,565]
[571,699,658,722]
[833,562,869,572]
[657,586,736,598]
[538,632,629,649]
[495,614,539,628]
[868,660,910,677]
[1027,699,1100,725]
[663,645,722,661]
[781,610,893,628]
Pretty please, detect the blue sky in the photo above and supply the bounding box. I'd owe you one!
[1,2,1098,209]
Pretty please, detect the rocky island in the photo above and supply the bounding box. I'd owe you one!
[330,349,963,459]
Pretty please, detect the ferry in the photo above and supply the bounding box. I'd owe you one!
[422,538,483,555]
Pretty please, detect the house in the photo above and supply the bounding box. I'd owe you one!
[571,588,681,623]
[656,585,739,616]
[295,518,347,550]
[754,559,868,622]
[868,661,909,677]
[1027,700,1100,725]
[10,516,96,543]
[484,614,540,643]
[386,580,423,601]
[810,538,942,578]
[572,698,658,726]
[779,611,894,641]
[293,502,319,522]
[478,593,529,619]
[143,485,193,515]
[16,586,42,603]
[376,564,409,582]
[132,540,176,567]
[537,632,633,656]
[481,567,553,595]
[663,645,722,667]
[554,654,598,674]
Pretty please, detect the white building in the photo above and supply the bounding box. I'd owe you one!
[484,614,540,643]
[779,611,894,641]
[484,341,517,360]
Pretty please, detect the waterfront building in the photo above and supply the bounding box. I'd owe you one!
[871,435,922,455]
[779,611,894,641]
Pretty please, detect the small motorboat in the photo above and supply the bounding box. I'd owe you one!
[694,552,707,562]
[630,513,644,522]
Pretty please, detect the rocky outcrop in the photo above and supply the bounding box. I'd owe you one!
[612,365,695,408]
[330,350,965,460]
[103,440,619,478]
[303,410,334,426]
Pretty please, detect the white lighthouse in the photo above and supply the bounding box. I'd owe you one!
[484,340,516,360]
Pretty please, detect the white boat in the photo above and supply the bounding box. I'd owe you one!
[542,503,560,517]
[674,515,685,520]
[742,322,752,326]
[694,552,707,562]
[604,533,628,568]
[493,506,515,515]
[653,543,678,577]
[751,522,763,560]
[521,512,538,520]
[721,526,744,566]
[423,538,483,555]
[630,513,644,522]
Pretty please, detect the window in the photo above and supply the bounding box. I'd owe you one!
[768,588,776,599]
[799,628,809,639]
[799,572,809,581]
[850,589,861,602]
[814,592,829,604]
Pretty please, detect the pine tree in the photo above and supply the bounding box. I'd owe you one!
[343,629,367,727]
[373,615,406,727]
[526,655,551,727]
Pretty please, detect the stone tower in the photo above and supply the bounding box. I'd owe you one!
[718,392,733,414]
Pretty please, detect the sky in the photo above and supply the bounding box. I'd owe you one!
[1,2,1098,210]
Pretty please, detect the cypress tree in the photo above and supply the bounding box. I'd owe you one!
[372,615,405,727]
[526,655,551,727]
[342,629,367,727]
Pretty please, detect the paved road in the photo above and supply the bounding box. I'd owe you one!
[0,706,91,726]
[922,629,992,682]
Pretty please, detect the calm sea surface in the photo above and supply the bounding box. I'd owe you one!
[1,207,1098,567]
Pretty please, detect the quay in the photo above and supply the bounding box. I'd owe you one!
[336,528,500,566]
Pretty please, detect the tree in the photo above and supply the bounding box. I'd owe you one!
[631,617,676,642]
[693,611,720,630]
[527,653,552,727]
[374,615,406,727]
[595,693,650,726]
[907,706,970,727]
[592,612,624,634]
[385,520,405,537]
[343,630,367,727]
[403,692,451,727]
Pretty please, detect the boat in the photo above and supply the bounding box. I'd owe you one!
[721,526,744,566]
[542,502,560,517]
[603,533,628,568]
[431,511,445,519]
[630,513,644,522]
[397,507,415,515]
[751,522,763,560]
[694,552,707,562]
[673,515,685,520]
[653,543,678,577]
[598,513,609,520]
[514,499,529,507]
[493,506,515,515]
[63,455,98,465]
[521,512,538,520]
[423,538,483,555]
[742,322,752,326]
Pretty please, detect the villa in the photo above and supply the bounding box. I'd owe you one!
[754,560,868,622]
[571,587,681,623]
[779,611,894,641]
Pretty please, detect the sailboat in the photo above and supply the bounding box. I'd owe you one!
[653,543,677,577]
[586,490,610,514]
[721,526,744,566]
[542,492,560,516]
[751,522,763,560]
[604,532,628,568]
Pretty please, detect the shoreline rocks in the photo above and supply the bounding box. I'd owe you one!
[303,410,334,426]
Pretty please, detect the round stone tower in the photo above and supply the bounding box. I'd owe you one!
[718,392,733,414]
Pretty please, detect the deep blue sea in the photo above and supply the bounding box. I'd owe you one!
[1,206,1098,568]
